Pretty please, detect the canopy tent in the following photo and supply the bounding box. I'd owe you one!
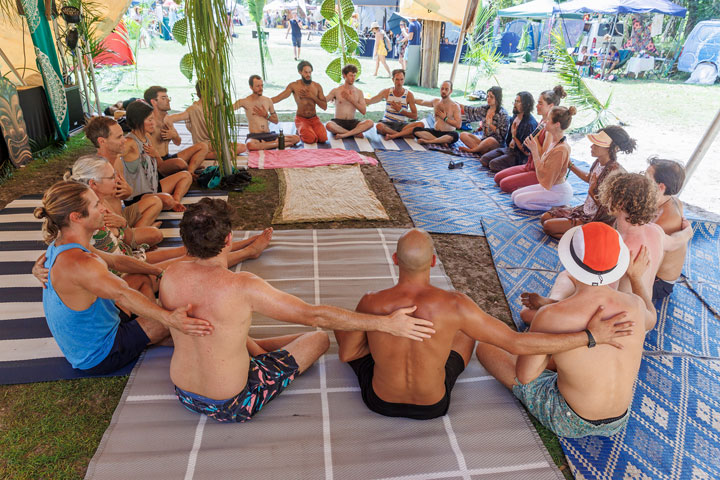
[399,0,468,26]
[552,0,687,17]
[0,1,131,85]
[352,0,399,6]
[498,0,560,19]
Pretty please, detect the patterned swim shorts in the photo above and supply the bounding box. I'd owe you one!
[512,370,629,438]
[175,349,299,423]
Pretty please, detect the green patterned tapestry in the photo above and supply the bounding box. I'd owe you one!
[21,0,69,140]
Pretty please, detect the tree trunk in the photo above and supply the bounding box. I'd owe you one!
[420,20,442,89]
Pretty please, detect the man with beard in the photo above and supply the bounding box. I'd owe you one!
[143,86,209,176]
[272,61,329,145]
[325,64,374,139]
[412,80,462,145]
[234,75,300,151]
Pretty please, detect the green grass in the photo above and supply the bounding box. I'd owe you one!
[0,377,126,479]
[243,175,267,193]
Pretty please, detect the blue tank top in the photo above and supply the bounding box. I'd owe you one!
[43,242,120,369]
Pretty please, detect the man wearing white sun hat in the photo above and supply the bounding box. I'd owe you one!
[477,222,655,438]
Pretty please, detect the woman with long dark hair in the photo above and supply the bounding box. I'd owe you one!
[123,100,191,212]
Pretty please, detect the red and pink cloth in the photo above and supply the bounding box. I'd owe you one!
[248,149,377,169]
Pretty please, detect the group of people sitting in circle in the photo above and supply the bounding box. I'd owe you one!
[25,61,695,442]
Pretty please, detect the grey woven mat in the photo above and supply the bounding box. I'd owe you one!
[86,228,563,480]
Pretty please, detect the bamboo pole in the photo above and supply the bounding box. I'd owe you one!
[420,20,442,88]
[682,106,720,193]
[450,0,479,86]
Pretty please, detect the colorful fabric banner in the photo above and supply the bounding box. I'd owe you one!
[21,0,69,140]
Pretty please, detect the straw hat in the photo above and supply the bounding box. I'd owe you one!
[557,222,629,286]
[587,131,613,148]
[371,21,380,30]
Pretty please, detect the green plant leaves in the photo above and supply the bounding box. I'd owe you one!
[321,25,339,53]
[320,0,336,21]
[179,53,194,81]
[325,57,343,83]
[172,17,187,45]
[321,24,359,54]
[340,0,354,21]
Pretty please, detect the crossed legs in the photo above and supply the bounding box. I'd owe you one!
[326,119,374,139]
[376,121,424,141]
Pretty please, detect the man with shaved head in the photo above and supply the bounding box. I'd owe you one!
[335,229,634,419]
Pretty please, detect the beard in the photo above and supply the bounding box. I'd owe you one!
[301,77,312,85]
[513,106,519,115]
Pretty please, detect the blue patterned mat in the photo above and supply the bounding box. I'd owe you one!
[481,216,720,479]
[561,354,720,480]
[377,150,588,235]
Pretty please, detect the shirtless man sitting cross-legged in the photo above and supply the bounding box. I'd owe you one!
[477,222,652,438]
[234,75,300,151]
[272,61,329,145]
[144,86,209,176]
[159,199,435,423]
[325,64,374,139]
[335,229,633,420]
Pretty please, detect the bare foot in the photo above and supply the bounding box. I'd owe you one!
[520,292,555,310]
[355,132,364,139]
[459,146,472,153]
[384,134,396,141]
[171,201,186,212]
[416,138,428,144]
[152,221,162,228]
[246,227,273,259]
[335,133,348,139]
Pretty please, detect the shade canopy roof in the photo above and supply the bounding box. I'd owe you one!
[552,0,687,17]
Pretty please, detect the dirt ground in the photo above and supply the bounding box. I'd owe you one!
[230,154,514,326]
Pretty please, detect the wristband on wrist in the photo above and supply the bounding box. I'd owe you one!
[584,328,596,348]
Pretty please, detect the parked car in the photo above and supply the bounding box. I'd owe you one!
[678,20,720,81]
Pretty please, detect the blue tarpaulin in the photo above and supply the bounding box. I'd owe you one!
[552,0,687,17]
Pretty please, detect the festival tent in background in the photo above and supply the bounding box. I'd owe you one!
[93,21,135,67]
[552,0,687,17]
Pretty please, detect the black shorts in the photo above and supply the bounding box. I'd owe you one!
[413,127,460,144]
[161,153,178,161]
[379,120,407,133]
[292,35,302,47]
[348,350,466,420]
[81,310,150,375]
[332,118,360,131]
[246,131,278,143]
[652,277,675,302]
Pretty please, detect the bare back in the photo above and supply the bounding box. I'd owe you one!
[537,286,646,419]
[617,223,665,294]
[655,197,686,281]
[159,261,254,399]
[358,284,466,405]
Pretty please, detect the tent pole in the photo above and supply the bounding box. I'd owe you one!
[681,106,720,193]
[450,0,478,85]
[0,47,27,86]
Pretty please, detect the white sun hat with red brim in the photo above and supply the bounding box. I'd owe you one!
[557,222,630,286]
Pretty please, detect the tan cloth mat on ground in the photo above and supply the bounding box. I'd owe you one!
[86,229,563,480]
[273,165,389,224]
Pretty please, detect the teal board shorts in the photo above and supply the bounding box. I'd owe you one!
[512,370,629,438]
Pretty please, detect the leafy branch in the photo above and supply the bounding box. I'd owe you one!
[247,0,271,80]
[550,29,621,133]
[320,0,361,83]
[462,4,502,94]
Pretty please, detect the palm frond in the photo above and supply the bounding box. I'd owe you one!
[186,0,237,177]
[550,29,620,133]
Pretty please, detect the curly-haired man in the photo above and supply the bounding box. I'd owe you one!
[521,173,692,327]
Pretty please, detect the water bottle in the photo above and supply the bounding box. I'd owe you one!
[278,128,285,150]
